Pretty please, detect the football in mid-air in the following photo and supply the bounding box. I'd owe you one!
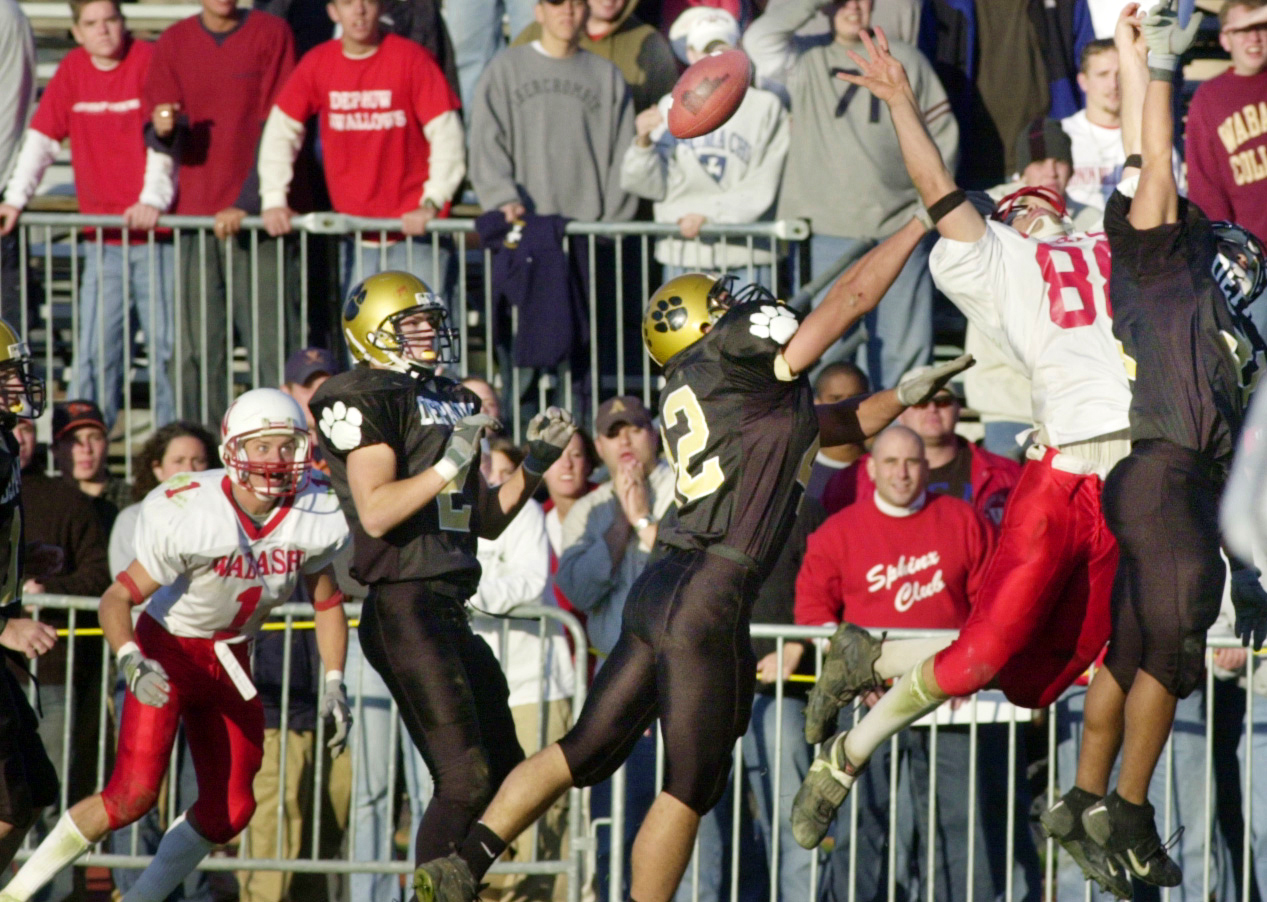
[667,49,751,140]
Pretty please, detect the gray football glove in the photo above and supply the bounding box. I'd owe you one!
[524,407,579,475]
[441,414,500,476]
[320,675,351,758]
[1141,0,1204,77]
[895,354,975,406]
[1231,567,1267,652]
[119,648,171,707]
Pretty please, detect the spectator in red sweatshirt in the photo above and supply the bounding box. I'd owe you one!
[795,424,1041,902]
[144,0,297,425]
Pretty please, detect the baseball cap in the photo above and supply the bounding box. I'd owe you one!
[53,399,107,441]
[686,9,740,54]
[284,347,339,386]
[595,396,654,436]
[669,6,740,62]
[1014,118,1073,171]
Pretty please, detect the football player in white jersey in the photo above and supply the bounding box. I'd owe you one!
[0,389,352,902]
[788,27,1133,884]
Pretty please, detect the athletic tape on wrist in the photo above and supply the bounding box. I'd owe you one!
[324,669,343,685]
[313,590,345,612]
[433,457,459,483]
[117,640,140,661]
[927,189,967,226]
[117,571,145,605]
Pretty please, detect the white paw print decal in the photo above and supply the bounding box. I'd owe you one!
[749,304,799,344]
[319,402,364,451]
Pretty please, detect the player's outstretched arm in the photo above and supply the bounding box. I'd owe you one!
[836,28,984,245]
[782,217,928,376]
[103,560,172,708]
[309,569,352,757]
[815,355,976,445]
[479,408,579,539]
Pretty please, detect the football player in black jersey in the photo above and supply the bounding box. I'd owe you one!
[414,225,974,902]
[1041,3,1267,893]
[308,271,578,871]
[0,319,59,873]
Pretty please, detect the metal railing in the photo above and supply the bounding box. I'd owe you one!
[13,601,1267,902]
[1,212,808,472]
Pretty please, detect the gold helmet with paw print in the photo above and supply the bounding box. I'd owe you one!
[342,270,457,374]
[0,318,44,421]
[642,273,736,367]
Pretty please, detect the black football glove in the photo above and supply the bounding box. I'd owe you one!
[1231,567,1267,652]
[524,407,578,475]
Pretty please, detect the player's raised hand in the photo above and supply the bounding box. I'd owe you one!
[118,642,171,707]
[835,28,911,103]
[0,617,56,658]
[1141,0,1204,72]
[1231,567,1267,652]
[321,674,352,758]
[895,354,975,406]
[440,414,500,480]
[524,407,578,475]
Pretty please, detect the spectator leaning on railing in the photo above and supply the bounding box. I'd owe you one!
[468,0,636,224]
[258,0,466,298]
[0,0,34,325]
[144,0,297,425]
[620,8,789,286]
[0,0,177,431]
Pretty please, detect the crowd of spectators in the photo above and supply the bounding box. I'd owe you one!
[4,0,1267,900]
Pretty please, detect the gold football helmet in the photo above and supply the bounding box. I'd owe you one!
[0,318,44,421]
[342,271,458,373]
[643,273,736,367]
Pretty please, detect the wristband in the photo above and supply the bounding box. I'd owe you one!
[433,457,459,483]
[117,640,140,660]
[117,571,145,606]
[324,669,343,685]
[1124,154,1142,170]
[927,189,967,226]
[313,590,345,612]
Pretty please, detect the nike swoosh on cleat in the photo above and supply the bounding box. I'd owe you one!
[1128,849,1151,877]
[481,842,495,857]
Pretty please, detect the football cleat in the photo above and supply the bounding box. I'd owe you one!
[1040,788,1132,899]
[790,732,864,849]
[1082,792,1182,888]
[413,853,478,902]
[804,623,885,745]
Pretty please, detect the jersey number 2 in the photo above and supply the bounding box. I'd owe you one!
[1037,240,1112,328]
[661,385,725,503]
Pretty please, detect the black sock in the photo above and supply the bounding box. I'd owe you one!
[458,821,508,881]
[1063,785,1103,816]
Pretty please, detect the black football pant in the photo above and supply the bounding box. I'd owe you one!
[0,660,58,828]
[1102,440,1225,698]
[559,548,760,814]
[358,582,525,863]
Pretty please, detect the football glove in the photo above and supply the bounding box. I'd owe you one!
[320,674,351,758]
[524,407,578,475]
[118,643,171,708]
[1141,0,1204,78]
[895,354,975,406]
[438,414,500,481]
[1231,567,1267,652]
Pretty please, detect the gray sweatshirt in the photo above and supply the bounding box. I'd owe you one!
[748,0,958,239]
[468,43,637,222]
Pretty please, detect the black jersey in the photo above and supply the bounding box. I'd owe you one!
[1105,191,1250,468]
[0,430,21,622]
[311,367,487,591]
[655,299,820,572]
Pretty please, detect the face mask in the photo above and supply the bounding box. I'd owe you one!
[1021,211,1073,240]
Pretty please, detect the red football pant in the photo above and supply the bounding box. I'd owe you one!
[932,450,1118,709]
[101,614,264,843]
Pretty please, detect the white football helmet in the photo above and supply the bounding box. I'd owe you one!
[219,388,311,499]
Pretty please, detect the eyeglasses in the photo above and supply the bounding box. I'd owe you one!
[915,395,957,408]
[541,0,586,6]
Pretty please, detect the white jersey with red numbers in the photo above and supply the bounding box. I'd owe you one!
[132,469,349,639]
[930,221,1131,447]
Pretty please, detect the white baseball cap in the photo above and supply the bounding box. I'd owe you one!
[669,7,741,62]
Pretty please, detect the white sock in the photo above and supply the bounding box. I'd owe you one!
[0,811,91,901]
[875,636,957,680]
[844,658,946,765]
[121,814,214,902]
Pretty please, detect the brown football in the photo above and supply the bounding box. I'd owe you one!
[667,49,751,140]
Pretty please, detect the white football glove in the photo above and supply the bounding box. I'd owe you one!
[895,354,975,406]
[118,642,171,707]
[320,673,351,758]
[524,407,578,475]
[438,414,500,480]
[1141,0,1204,77]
